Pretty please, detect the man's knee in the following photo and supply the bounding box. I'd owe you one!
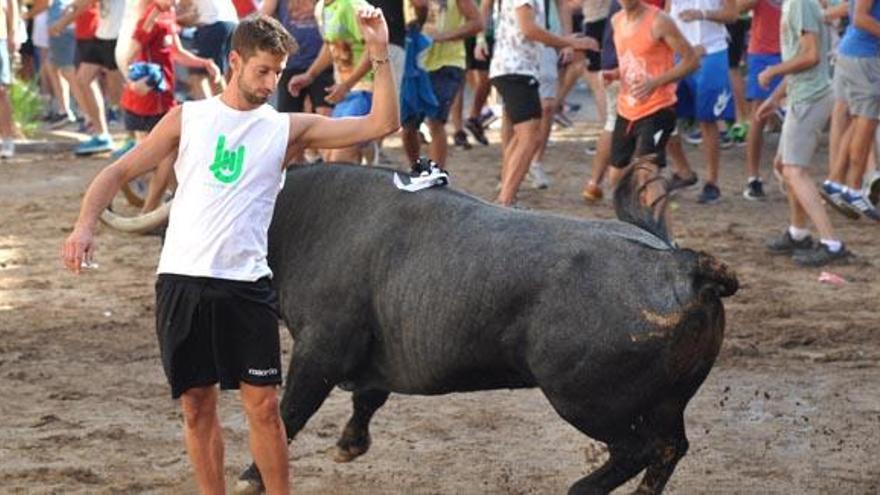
[782,164,807,180]
[180,387,218,429]
[242,386,282,425]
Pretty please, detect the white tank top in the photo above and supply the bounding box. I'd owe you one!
[670,0,729,54]
[157,97,291,281]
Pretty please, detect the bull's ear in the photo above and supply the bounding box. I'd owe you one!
[691,251,739,300]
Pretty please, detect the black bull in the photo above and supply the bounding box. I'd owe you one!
[236,163,738,494]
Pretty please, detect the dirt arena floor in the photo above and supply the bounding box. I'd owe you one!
[1,102,879,494]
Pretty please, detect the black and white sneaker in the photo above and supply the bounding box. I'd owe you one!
[766,230,813,254]
[742,178,766,201]
[793,242,851,267]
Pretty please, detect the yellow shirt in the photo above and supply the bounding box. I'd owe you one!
[404,0,466,71]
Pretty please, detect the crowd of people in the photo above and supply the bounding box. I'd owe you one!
[8,0,880,265]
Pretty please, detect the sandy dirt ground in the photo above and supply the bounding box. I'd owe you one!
[1,100,879,494]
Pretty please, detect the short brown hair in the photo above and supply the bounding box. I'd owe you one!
[231,14,298,61]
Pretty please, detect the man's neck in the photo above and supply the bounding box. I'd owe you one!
[624,3,647,21]
[219,88,261,112]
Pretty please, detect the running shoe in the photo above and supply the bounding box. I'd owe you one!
[843,190,880,221]
[582,181,603,202]
[465,117,489,145]
[819,181,860,220]
[529,162,550,189]
[683,129,702,145]
[553,111,573,128]
[584,142,598,156]
[478,107,498,128]
[866,171,880,207]
[110,138,136,160]
[46,112,75,129]
[742,178,766,201]
[75,134,114,156]
[697,183,721,204]
[564,101,582,114]
[766,230,813,254]
[729,122,749,144]
[453,130,472,150]
[793,242,852,267]
[719,130,734,149]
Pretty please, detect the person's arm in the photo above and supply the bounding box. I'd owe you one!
[50,0,96,35]
[756,78,787,119]
[61,107,183,273]
[678,0,738,24]
[325,48,372,103]
[557,0,575,63]
[171,33,221,80]
[6,0,19,51]
[260,0,278,15]
[823,1,848,21]
[431,0,483,42]
[758,30,820,86]
[287,44,333,96]
[631,11,698,99]
[516,3,597,51]
[289,6,399,152]
[475,0,494,60]
[21,0,49,21]
[853,0,880,36]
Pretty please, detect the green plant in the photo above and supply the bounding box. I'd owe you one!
[9,78,43,138]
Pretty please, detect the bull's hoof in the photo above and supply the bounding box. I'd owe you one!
[232,464,263,495]
[333,441,370,463]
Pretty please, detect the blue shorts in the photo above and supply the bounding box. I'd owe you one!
[746,53,782,101]
[0,41,10,86]
[676,49,735,122]
[331,90,372,118]
[404,65,465,127]
[50,31,77,68]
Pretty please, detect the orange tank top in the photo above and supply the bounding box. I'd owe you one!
[612,6,677,121]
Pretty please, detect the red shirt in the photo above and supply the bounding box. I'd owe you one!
[232,0,257,18]
[121,6,179,117]
[644,0,665,8]
[748,0,781,54]
[74,4,99,40]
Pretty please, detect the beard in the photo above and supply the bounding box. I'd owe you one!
[237,75,270,105]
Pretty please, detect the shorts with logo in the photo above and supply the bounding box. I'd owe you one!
[777,92,833,167]
[832,55,880,119]
[538,46,559,100]
[156,274,282,399]
[77,38,118,70]
[403,65,465,126]
[676,49,735,122]
[611,106,676,168]
[746,53,782,101]
[491,74,541,124]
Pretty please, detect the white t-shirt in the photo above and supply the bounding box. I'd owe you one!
[670,0,729,54]
[490,0,544,78]
[195,0,239,25]
[157,97,291,281]
[96,0,126,40]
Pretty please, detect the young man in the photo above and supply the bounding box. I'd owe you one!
[757,0,849,265]
[740,0,782,200]
[818,0,880,221]
[609,0,698,207]
[669,0,738,203]
[487,0,596,206]
[62,11,398,493]
[401,0,482,168]
[0,0,19,159]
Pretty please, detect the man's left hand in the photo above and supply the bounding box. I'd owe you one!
[758,67,775,89]
[356,6,389,49]
[631,77,657,101]
[325,83,351,104]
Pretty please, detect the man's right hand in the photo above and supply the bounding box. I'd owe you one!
[288,73,313,97]
[568,34,599,52]
[62,225,96,274]
[474,39,489,61]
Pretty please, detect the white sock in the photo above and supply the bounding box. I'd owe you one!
[821,239,842,252]
[748,176,760,182]
[788,226,811,241]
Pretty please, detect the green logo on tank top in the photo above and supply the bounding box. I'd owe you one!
[210,134,245,184]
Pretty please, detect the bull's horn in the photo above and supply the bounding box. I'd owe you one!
[99,201,171,234]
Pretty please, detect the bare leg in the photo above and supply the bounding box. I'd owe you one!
[784,165,837,240]
[555,56,585,110]
[582,70,607,124]
[104,70,125,108]
[328,146,362,163]
[450,83,465,134]
[240,383,289,495]
[401,126,421,164]
[427,119,449,167]
[845,116,879,190]
[497,118,540,205]
[827,100,851,182]
[76,63,109,135]
[588,129,612,187]
[180,386,226,494]
[59,67,88,119]
[666,135,696,179]
[729,67,748,124]
[699,122,721,185]
[0,86,14,138]
[745,101,768,179]
[468,70,491,120]
[532,97,556,164]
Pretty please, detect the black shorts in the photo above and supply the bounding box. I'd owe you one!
[156,274,283,399]
[491,74,541,125]
[726,18,750,69]
[192,21,236,75]
[124,110,164,132]
[582,18,607,72]
[77,38,118,70]
[610,106,676,168]
[277,67,335,113]
[465,36,493,71]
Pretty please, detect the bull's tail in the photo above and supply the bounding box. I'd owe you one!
[612,158,672,246]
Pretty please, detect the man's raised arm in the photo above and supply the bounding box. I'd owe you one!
[289,6,400,152]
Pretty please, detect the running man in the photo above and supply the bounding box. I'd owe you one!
[62,11,398,493]
[758,0,850,265]
[609,0,698,206]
